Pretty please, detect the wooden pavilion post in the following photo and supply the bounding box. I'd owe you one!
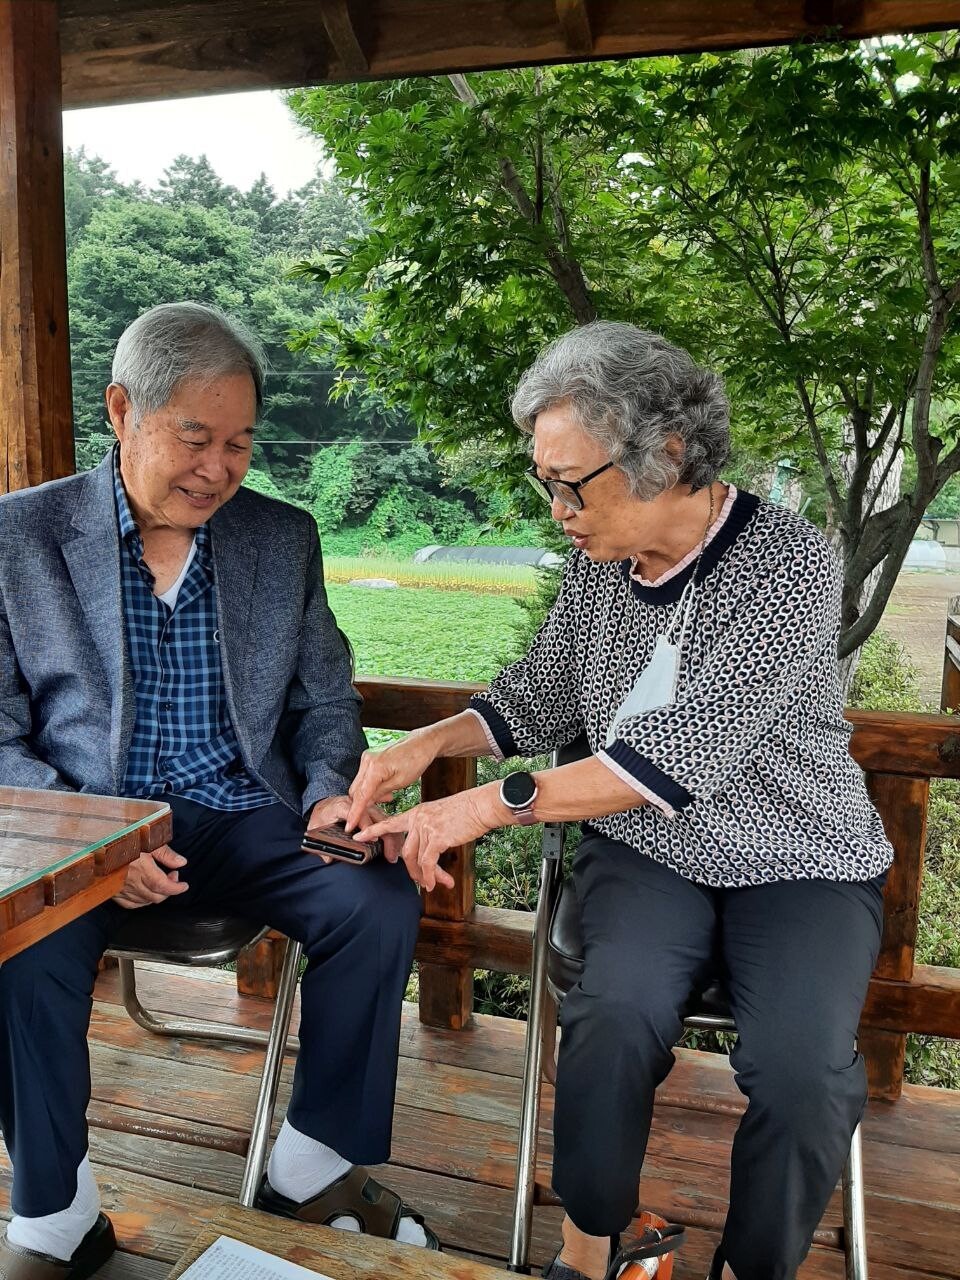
[0,0,74,494]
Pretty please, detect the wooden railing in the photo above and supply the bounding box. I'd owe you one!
[943,594,960,713]
[356,676,960,1102]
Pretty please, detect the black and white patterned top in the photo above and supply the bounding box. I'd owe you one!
[470,488,893,887]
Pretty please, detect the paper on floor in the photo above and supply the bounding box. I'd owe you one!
[178,1234,336,1280]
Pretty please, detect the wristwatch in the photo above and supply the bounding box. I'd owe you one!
[499,770,539,826]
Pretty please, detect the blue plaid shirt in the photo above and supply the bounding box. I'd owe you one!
[114,452,275,811]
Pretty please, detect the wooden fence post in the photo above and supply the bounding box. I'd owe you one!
[0,0,74,493]
[417,756,477,1029]
[236,930,289,1000]
[861,772,928,1101]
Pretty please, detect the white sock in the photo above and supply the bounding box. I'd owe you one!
[7,1155,100,1262]
[268,1119,351,1203]
[268,1119,428,1247]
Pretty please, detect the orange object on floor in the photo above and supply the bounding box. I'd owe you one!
[614,1211,683,1280]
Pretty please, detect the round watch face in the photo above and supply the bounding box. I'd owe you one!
[502,770,537,808]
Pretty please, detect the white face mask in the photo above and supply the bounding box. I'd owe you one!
[605,578,696,747]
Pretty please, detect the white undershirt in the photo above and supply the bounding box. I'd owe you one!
[156,537,197,609]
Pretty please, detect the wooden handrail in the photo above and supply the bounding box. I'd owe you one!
[357,675,960,1099]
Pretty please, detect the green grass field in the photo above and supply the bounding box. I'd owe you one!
[327,583,523,683]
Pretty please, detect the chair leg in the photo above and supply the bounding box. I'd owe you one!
[118,955,299,1052]
[541,993,559,1088]
[509,849,563,1274]
[841,1121,869,1280]
[239,937,303,1207]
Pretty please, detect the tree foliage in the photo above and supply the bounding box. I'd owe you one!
[62,147,503,550]
[289,37,960,656]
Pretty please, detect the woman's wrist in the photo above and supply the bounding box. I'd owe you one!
[478,780,516,828]
[413,712,490,760]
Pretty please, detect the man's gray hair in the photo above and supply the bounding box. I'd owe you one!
[511,321,730,499]
[111,301,266,422]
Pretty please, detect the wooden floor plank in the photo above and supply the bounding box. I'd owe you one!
[0,968,942,1279]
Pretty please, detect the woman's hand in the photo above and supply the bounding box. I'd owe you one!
[305,795,403,863]
[355,783,510,892]
[346,730,441,830]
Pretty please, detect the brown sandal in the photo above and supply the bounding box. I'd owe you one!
[255,1168,441,1249]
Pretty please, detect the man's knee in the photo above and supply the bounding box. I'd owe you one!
[0,914,106,1018]
[304,859,421,950]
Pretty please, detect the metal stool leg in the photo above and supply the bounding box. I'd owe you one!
[509,823,564,1274]
[118,955,299,1052]
[842,1121,868,1280]
[239,937,303,1206]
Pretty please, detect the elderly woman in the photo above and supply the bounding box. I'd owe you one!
[348,322,892,1280]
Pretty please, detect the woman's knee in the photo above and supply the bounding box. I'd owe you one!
[736,1039,866,1131]
[561,983,683,1061]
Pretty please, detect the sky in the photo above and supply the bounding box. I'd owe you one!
[62,90,326,195]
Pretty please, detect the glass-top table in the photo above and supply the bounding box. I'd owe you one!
[0,787,172,962]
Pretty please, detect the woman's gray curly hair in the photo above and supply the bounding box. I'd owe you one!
[511,321,730,500]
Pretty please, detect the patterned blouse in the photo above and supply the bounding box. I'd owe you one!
[469,488,893,887]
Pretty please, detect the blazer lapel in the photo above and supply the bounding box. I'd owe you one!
[62,454,134,790]
[210,500,260,722]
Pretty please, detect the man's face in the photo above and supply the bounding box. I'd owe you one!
[106,373,256,532]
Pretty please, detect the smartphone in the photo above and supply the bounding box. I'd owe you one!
[301,822,383,866]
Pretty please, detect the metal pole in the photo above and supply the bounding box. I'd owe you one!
[508,816,563,1273]
[842,1121,869,1280]
[239,937,303,1206]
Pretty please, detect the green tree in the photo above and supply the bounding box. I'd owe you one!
[289,39,960,659]
[592,39,960,656]
[68,198,252,437]
[63,148,133,241]
[154,154,240,211]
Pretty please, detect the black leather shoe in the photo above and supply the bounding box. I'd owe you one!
[0,1214,117,1280]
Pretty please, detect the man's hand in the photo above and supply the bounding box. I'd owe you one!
[113,845,189,909]
[305,796,403,864]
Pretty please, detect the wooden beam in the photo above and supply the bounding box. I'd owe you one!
[0,0,74,492]
[416,907,960,1041]
[318,0,369,76]
[357,676,481,731]
[862,964,960,1038]
[57,2,960,109]
[556,0,594,54]
[847,709,960,779]
[355,678,960,782]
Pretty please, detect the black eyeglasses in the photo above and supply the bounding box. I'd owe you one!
[524,461,615,512]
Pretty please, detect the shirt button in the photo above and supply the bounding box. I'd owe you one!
[162,702,173,712]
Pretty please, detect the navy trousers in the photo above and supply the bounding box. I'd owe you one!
[552,831,885,1280]
[0,797,422,1217]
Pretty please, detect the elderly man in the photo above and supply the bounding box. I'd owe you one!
[0,302,435,1279]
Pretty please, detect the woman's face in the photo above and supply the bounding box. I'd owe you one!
[531,403,665,561]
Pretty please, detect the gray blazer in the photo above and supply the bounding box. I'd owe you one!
[0,452,364,814]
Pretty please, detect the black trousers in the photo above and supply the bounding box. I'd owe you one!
[0,797,422,1217]
[552,830,885,1280]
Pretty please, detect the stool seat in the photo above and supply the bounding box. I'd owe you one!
[109,910,265,966]
[547,879,732,1020]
